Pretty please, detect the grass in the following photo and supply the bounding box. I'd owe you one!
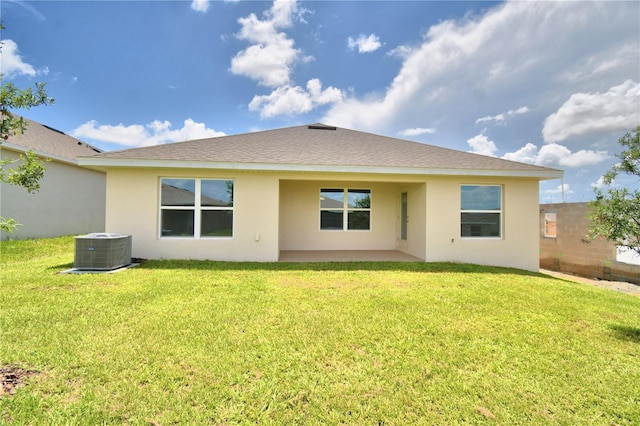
[1,237,639,425]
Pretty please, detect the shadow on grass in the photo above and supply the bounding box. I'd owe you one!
[49,262,74,271]
[609,324,640,343]
[131,258,546,277]
[46,257,564,281]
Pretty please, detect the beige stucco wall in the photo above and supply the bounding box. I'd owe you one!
[424,177,541,271]
[103,167,541,270]
[279,179,399,252]
[403,183,427,260]
[104,168,281,261]
[0,149,106,240]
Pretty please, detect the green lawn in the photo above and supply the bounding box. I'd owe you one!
[1,237,639,425]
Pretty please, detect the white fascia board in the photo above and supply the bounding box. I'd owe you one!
[77,157,564,179]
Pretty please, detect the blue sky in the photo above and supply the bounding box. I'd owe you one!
[2,0,639,202]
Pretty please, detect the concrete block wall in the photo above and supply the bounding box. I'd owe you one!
[540,202,639,285]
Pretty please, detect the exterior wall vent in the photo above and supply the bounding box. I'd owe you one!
[74,233,132,270]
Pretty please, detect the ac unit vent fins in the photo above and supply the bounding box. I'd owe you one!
[74,233,132,271]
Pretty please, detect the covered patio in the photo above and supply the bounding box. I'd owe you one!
[279,250,423,262]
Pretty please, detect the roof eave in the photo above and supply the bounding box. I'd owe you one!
[1,142,79,166]
[77,157,564,180]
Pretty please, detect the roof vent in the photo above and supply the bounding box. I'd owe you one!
[42,124,66,135]
[308,124,337,131]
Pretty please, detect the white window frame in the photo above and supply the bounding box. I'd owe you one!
[159,178,234,239]
[319,188,372,232]
[460,184,502,239]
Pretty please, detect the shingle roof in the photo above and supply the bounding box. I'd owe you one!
[80,123,562,178]
[3,117,102,163]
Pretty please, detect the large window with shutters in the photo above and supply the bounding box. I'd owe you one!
[460,185,502,238]
[160,178,234,238]
[320,188,371,231]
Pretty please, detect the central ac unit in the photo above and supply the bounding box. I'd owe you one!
[74,233,132,270]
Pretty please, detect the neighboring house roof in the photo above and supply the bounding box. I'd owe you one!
[79,123,563,179]
[320,197,346,209]
[161,183,228,206]
[2,117,102,164]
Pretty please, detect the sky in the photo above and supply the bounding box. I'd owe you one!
[2,0,639,202]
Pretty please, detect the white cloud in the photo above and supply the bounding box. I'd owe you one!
[543,80,640,143]
[0,39,36,78]
[502,142,539,164]
[230,0,305,87]
[72,121,147,146]
[502,142,609,168]
[591,176,609,189]
[398,127,436,137]
[476,114,506,126]
[230,1,348,118]
[347,34,382,53]
[249,78,343,118]
[322,2,639,137]
[558,44,638,83]
[553,148,609,168]
[512,106,529,115]
[249,86,312,117]
[546,184,571,195]
[190,0,209,13]
[535,144,575,166]
[387,45,413,60]
[306,78,343,105]
[467,133,498,157]
[476,106,530,125]
[544,183,573,196]
[71,119,225,147]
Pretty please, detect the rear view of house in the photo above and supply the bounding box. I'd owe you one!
[79,124,563,271]
[1,118,106,240]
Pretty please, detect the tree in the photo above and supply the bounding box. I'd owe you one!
[588,126,640,255]
[1,81,53,137]
[1,28,55,233]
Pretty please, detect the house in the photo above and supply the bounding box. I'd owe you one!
[1,117,106,240]
[78,124,563,271]
[540,202,639,284]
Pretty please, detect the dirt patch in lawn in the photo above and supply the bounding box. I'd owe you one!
[0,364,39,397]
[541,269,640,297]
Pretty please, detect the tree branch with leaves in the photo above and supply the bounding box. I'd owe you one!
[1,25,56,233]
[588,126,640,255]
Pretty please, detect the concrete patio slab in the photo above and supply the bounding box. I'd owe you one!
[279,250,423,262]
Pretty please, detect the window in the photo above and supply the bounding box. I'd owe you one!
[460,185,501,238]
[543,212,557,238]
[320,188,371,231]
[160,178,234,238]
